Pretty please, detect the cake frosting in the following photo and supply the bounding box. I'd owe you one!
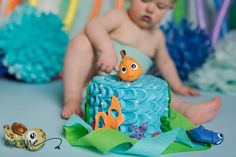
[85,74,171,138]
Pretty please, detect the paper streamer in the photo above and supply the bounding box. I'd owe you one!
[89,0,103,21]
[89,0,125,21]
[116,0,125,9]
[4,0,22,17]
[0,0,7,23]
[28,0,38,7]
[173,0,186,24]
[0,0,2,19]
[211,0,232,48]
[64,110,210,156]
[63,0,79,31]
[4,0,14,17]
[0,0,2,10]
[186,1,198,26]
[196,0,207,30]
[214,0,228,38]
[27,0,78,32]
[59,0,68,18]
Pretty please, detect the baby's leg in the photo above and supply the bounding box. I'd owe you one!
[170,91,221,125]
[62,33,96,119]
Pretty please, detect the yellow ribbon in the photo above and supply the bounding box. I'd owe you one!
[63,0,79,31]
[28,0,38,7]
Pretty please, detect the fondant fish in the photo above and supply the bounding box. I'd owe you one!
[118,50,142,82]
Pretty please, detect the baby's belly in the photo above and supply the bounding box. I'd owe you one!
[110,35,156,58]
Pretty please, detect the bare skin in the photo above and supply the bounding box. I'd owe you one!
[171,92,221,125]
[62,0,221,124]
[62,33,94,118]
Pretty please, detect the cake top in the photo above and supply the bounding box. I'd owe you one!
[92,74,168,90]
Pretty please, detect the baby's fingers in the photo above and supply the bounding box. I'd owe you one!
[99,63,110,73]
[104,64,115,73]
[106,65,114,73]
[99,63,107,72]
[97,58,103,69]
[188,89,200,97]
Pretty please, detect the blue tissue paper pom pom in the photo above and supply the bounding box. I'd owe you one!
[0,4,69,83]
[161,20,213,80]
[0,55,8,77]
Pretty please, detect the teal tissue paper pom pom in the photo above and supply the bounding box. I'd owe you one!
[0,4,69,83]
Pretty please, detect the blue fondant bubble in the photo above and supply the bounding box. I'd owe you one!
[100,100,108,109]
[119,125,128,133]
[99,87,106,98]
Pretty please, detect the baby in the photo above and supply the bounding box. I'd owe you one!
[62,0,221,125]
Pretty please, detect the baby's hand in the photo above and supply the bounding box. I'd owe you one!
[175,85,200,97]
[97,51,117,73]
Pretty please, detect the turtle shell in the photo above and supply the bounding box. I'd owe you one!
[11,122,28,135]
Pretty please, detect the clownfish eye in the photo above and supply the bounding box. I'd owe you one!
[121,66,127,73]
[131,63,138,70]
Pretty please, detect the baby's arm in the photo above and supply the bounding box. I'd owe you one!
[85,9,124,73]
[154,30,200,96]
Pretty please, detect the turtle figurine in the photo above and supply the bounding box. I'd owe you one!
[3,122,46,151]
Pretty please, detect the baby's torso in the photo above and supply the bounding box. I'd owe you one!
[109,12,159,59]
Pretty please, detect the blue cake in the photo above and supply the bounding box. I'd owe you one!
[85,74,171,138]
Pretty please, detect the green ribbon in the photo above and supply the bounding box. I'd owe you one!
[170,109,196,130]
[63,110,210,156]
[173,0,187,24]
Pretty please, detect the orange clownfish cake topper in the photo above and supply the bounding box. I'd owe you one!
[118,50,142,82]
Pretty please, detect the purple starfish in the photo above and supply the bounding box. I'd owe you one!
[129,123,148,139]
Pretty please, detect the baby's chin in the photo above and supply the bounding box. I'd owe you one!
[137,23,156,30]
[135,19,157,29]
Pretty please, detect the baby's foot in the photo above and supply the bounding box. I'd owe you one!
[183,96,221,125]
[62,98,82,119]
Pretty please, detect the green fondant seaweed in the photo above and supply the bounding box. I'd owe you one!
[85,87,91,123]
[160,116,172,132]
[167,82,171,118]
